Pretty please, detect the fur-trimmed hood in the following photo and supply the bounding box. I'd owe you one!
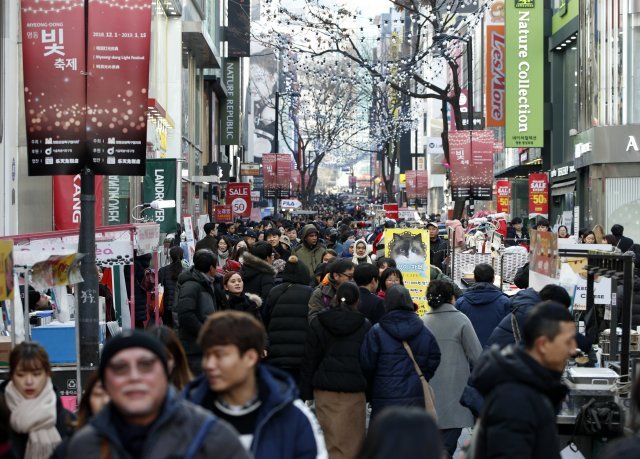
[245,292,263,308]
[241,252,277,276]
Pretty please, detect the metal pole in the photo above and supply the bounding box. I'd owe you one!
[273,92,279,154]
[466,38,473,130]
[621,256,633,385]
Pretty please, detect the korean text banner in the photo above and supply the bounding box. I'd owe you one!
[448,131,471,199]
[21,0,86,175]
[470,130,495,200]
[528,172,549,218]
[505,0,544,147]
[143,159,177,234]
[262,154,277,197]
[485,23,505,127]
[416,170,429,199]
[384,229,431,316]
[405,170,417,200]
[276,153,291,195]
[53,175,104,230]
[496,180,511,214]
[87,0,152,175]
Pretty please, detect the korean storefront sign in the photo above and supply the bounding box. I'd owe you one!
[221,58,240,146]
[485,23,505,127]
[448,130,495,200]
[21,0,152,176]
[505,0,544,147]
[226,183,252,218]
[405,170,417,202]
[53,175,104,230]
[496,180,511,214]
[528,172,549,218]
[143,159,177,234]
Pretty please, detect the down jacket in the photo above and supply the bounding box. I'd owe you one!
[293,224,327,275]
[240,252,277,304]
[360,309,441,419]
[176,268,217,358]
[455,282,511,347]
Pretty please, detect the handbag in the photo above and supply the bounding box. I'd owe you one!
[402,340,438,422]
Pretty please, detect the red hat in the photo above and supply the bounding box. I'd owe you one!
[223,259,242,273]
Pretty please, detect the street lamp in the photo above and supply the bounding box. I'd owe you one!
[435,33,473,131]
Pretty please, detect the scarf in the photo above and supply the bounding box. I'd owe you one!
[4,379,62,459]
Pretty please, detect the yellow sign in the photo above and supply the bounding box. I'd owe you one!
[0,241,14,301]
[384,229,431,315]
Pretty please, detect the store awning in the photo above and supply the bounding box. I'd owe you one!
[551,179,576,196]
[494,164,542,179]
[182,21,221,69]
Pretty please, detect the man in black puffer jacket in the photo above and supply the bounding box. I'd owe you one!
[468,303,574,459]
[177,250,218,375]
[241,242,277,304]
[262,255,313,386]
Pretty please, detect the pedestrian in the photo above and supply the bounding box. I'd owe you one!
[176,249,219,375]
[231,240,248,263]
[195,223,218,253]
[242,230,258,249]
[340,239,355,258]
[611,224,634,252]
[300,282,370,459]
[467,302,575,459]
[158,246,186,328]
[360,285,441,420]
[427,222,448,271]
[353,263,386,325]
[262,255,314,385]
[603,367,640,458]
[581,231,596,244]
[375,257,396,276]
[133,252,152,329]
[221,271,262,320]
[294,224,327,276]
[67,330,249,459]
[377,267,403,299]
[557,225,570,238]
[147,325,193,390]
[0,342,75,459]
[240,241,277,305]
[352,239,373,265]
[308,258,355,322]
[422,280,482,458]
[265,228,291,261]
[355,407,444,459]
[455,263,511,347]
[322,249,338,265]
[535,218,550,232]
[214,236,232,271]
[183,311,327,459]
[506,217,529,246]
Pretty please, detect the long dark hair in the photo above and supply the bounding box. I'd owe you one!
[168,246,184,281]
[334,282,360,311]
[147,326,193,390]
[379,268,404,292]
[76,372,104,428]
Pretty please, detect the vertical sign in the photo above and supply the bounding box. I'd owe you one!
[405,170,417,202]
[470,130,495,200]
[416,170,429,202]
[276,153,291,197]
[528,173,549,218]
[505,0,544,147]
[262,153,277,198]
[214,205,233,223]
[496,180,511,214]
[107,176,130,225]
[53,175,104,230]
[221,58,240,145]
[227,0,250,57]
[143,159,177,234]
[0,241,14,301]
[21,0,86,175]
[87,0,152,175]
[226,183,252,217]
[485,23,505,127]
[448,131,472,199]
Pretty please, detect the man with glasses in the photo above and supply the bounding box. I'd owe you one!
[68,330,249,459]
[308,258,355,322]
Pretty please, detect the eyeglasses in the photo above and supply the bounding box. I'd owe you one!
[338,272,354,280]
[107,357,159,376]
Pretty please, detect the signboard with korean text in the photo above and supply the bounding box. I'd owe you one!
[221,58,240,145]
[384,229,431,315]
[53,175,104,230]
[416,170,429,202]
[470,130,495,200]
[226,183,252,217]
[405,170,417,202]
[240,163,260,176]
[87,0,152,175]
[496,180,511,214]
[21,0,86,175]
[143,159,177,234]
[383,204,399,220]
[263,154,277,198]
[528,173,549,218]
[214,205,233,223]
[276,153,291,197]
[448,131,472,199]
[505,0,544,147]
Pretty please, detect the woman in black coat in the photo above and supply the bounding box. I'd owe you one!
[158,246,186,328]
[221,271,262,320]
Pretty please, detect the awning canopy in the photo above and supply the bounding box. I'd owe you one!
[551,179,576,196]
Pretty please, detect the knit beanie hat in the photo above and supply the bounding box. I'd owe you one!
[282,255,312,285]
[384,285,414,312]
[99,329,169,381]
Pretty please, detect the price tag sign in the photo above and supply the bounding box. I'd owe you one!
[226,183,252,217]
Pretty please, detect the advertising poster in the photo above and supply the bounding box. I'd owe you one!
[505,0,544,147]
[470,130,495,200]
[143,159,177,234]
[448,131,472,199]
[0,241,14,301]
[496,180,511,214]
[226,183,252,217]
[263,154,277,198]
[53,175,104,230]
[86,0,152,175]
[528,173,549,218]
[485,23,505,127]
[383,204,399,220]
[528,229,560,291]
[384,229,431,315]
[405,170,417,201]
[214,205,233,223]
[21,0,86,175]
[276,153,291,197]
[416,170,429,201]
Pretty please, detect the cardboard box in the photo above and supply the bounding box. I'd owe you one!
[0,336,11,367]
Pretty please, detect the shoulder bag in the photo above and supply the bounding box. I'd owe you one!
[402,340,438,422]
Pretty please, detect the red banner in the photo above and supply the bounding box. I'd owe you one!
[405,170,417,200]
[528,173,549,218]
[276,153,291,196]
[213,205,233,223]
[53,175,104,230]
[87,0,152,175]
[496,180,511,214]
[485,23,506,127]
[290,168,301,192]
[21,0,87,175]
[263,154,277,197]
[383,204,399,220]
[448,131,472,199]
[416,170,429,200]
[470,130,495,200]
[226,183,252,217]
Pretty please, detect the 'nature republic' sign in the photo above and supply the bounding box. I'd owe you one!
[505,0,544,147]
[222,58,240,145]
